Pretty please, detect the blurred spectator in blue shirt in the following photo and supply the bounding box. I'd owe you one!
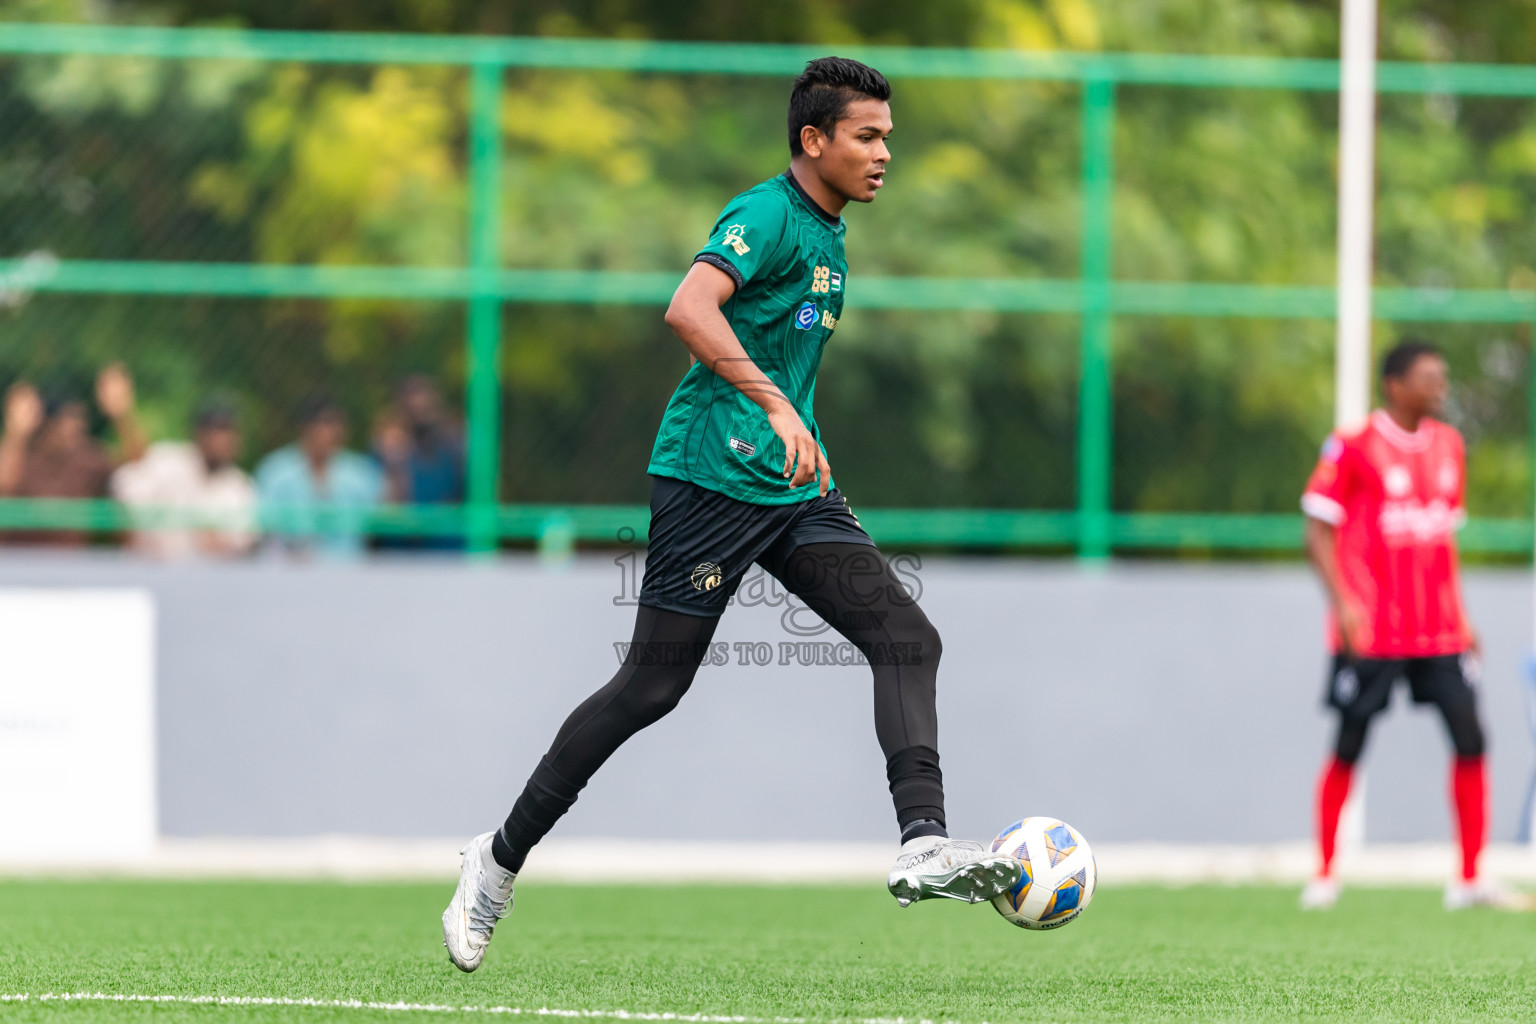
[373,375,465,551]
[255,397,382,560]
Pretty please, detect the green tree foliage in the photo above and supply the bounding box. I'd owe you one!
[1,0,1532,516]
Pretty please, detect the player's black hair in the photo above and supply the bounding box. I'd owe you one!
[193,400,238,431]
[40,391,79,420]
[296,394,343,426]
[395,373,435,398]
[787,56,891,157]
[1381,338,1443,381]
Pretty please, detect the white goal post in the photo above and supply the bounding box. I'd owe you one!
[1332,0,1379,853]
[1335,0,1377,429]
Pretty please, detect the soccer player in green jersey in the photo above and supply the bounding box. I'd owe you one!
[443,57,1020,972]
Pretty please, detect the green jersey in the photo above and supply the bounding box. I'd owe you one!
[647,170,848,504]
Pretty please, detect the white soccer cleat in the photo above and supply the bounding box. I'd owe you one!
[1444,877,1536,912]
[1299,876,1340,910]
[442,831,516,972]
[887,836,1022,908]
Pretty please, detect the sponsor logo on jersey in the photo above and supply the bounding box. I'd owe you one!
[821,310,838,330]
[728,436,756,457]
[721,224,750,256]
[691,562,724,591]
[795,301,818,329]
[812,265,831,294]
[830,271,842,293]
[1378,497,1458,542]
[1438,462,1459,494]
[1384,465,1411,497]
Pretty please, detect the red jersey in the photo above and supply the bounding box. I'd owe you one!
[1302,410,1470,658]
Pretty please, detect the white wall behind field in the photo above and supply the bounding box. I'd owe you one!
[0,554,1529,845]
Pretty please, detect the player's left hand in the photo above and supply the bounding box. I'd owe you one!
[768,406,831,496]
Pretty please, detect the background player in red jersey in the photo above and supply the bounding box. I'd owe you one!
[1299,339,1529,911]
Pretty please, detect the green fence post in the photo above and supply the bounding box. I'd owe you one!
[1077,75,1116,560]
[466,61,504,555]
[1529,321,1536,562]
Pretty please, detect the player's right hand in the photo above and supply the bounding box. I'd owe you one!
[768,406,831,496]
[3,383,43,438]
[1335,599,1367,656]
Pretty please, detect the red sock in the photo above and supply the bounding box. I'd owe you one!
[1316,757,1354,878]
[1452,756,1487,882]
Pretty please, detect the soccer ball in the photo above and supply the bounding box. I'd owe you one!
[988,816,1096,930]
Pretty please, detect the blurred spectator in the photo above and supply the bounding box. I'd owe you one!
[0,364,148,547]
[111,402,258,560]
[255,397,382,560]
[373,375,466,550]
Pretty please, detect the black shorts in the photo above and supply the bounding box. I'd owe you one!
[638,474,876,616]
[1325,652,1479,717]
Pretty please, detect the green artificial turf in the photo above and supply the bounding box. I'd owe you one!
[0,881,1533,1023]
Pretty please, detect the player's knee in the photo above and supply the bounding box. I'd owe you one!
[888,609,941,667]
[1445,702,1486,758]
[1334,716,1372,764]
[1455,729,1486,759]
[630,686,688,724]
[917,620,942,667]
[619,671,694,725]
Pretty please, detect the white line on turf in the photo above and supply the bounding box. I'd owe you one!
[0,994,970,1024]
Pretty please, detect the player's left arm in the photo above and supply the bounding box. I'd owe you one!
[1451,430,1481,657]
[663,262,830,495]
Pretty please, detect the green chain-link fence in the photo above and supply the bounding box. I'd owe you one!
[3,23,1536,556]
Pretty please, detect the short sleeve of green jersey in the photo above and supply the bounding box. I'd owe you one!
[692,190,791,292]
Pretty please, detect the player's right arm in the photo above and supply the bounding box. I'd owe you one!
[1302,434,1365,654]
[1304,517,1365,655]
[664,262,830,495]
[1447,427,1480,657]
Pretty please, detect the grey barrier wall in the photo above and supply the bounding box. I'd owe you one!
[1,554,1530,844]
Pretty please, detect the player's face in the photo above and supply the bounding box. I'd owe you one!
[301,412,346,460]
[811,98,892,204]
[399,379,441,427]
[41,403,89,451]
[197,424,240,470]
[1389,354,1449,418]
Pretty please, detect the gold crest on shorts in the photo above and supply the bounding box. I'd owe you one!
[691,562,723,591]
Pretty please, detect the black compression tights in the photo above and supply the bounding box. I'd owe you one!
[494,543,944,871]
[1333,701,1486,764]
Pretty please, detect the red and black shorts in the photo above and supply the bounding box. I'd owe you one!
[1325,652,1479,718]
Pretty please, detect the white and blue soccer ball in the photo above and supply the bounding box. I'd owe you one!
[989,816,1097,930]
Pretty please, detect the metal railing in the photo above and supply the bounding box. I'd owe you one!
[3,22,1535,556]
